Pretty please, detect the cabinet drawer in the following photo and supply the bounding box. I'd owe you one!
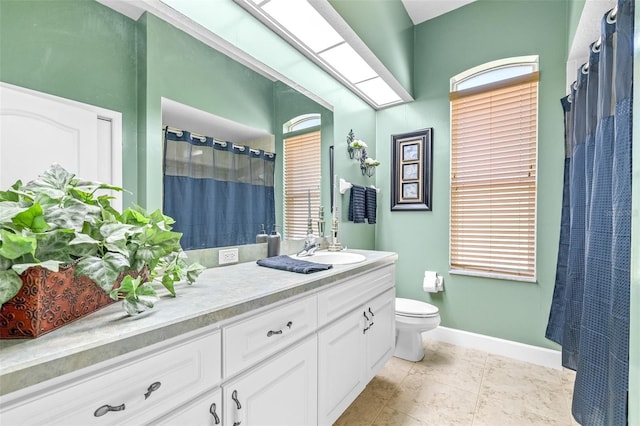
[1,329,222,426]
[149,387,222,426]
[223,295,317,378]
[318,265,395,327]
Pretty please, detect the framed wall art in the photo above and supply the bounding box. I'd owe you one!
[391,128,433,211]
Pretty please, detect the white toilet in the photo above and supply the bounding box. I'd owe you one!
[394,297,441,361]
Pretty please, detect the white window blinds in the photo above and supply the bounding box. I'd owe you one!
[450,71,538,280]
[283,130,321,239]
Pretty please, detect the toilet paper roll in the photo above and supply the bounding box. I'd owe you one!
[423,271,442,293]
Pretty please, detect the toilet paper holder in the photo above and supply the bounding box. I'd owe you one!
[423,271,444,292]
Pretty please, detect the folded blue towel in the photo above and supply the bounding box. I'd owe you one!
[348,185,366,223]
[256,255,333,274]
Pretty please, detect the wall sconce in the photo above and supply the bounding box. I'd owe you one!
[361,157,380,177]
[347,129,379,178]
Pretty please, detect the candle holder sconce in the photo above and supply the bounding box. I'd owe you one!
[346,129,379,178]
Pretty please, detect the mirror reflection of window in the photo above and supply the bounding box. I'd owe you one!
[283,114,321,239]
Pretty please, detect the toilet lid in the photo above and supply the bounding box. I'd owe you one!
[396,298,439,318]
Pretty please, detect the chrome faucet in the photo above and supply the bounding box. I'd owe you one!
[297,234,320,257]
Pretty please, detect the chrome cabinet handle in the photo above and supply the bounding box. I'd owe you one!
[232,390,242,409]
[94,403,125,417]
[209,403,220,424]
[363,311,370,334]
[267,321,293,337]
[232,389,242,425]
[144,381,161,400]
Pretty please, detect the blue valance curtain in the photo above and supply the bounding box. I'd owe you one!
[546,0,633,424]
[163,128,276,249]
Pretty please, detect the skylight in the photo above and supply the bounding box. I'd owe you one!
[262,0,343,53]
[235,0,409,109]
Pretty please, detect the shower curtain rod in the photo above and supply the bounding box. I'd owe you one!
[164,126,274,157]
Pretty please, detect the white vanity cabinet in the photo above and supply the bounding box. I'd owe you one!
[316,266,396,426]
[0,327,222,426]
[0,254,398,426]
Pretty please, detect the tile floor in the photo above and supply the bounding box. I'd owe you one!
[335,338,578,426]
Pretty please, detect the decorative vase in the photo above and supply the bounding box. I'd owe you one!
[0,265,146,339]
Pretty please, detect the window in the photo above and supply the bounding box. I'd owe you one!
[283,115,321,239]
[449,57,539,281]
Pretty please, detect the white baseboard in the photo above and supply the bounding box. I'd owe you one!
[425,326,563,370]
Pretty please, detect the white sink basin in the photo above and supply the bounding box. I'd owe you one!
[291,251,366,265]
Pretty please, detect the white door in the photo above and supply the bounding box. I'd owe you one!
[223,337,317,426]
[317,309,366,426]
[364,289,396,382]
[0,82,122,209]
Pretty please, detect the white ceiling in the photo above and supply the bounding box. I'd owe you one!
[400,0,477,25]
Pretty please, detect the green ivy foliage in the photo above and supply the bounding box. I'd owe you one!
[0,164,204,314]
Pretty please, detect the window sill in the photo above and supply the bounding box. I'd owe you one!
[449,269,537,283]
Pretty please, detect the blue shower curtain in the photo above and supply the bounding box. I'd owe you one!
[163,128,276,249]
[546,0,633,424]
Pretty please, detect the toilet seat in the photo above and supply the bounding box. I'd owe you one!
[396,297,439,318]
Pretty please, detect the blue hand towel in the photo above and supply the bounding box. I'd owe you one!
[256,255,333,274]
[348,185,366,223]
[365,187,377,224]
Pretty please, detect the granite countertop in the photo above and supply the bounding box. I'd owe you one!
[0,249,397,396]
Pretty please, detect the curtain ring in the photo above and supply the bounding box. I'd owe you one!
[581,63,589,74]
[606,7,617,24]
[592,39,601,53]
[567,93,573,103]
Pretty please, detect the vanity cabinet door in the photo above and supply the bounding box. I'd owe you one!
[149,388,222,426]
[364,288,396,382]
[317,309,367,426]
[223,336,317,426]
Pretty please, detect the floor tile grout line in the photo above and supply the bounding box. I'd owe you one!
[370,361,414,426]
[470,351,489,426]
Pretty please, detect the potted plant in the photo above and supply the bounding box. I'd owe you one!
[0,164,204,336]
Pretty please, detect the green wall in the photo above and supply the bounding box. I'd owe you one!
[375,0,568,349]
[0,0,139,207]
[329,0,414,95]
